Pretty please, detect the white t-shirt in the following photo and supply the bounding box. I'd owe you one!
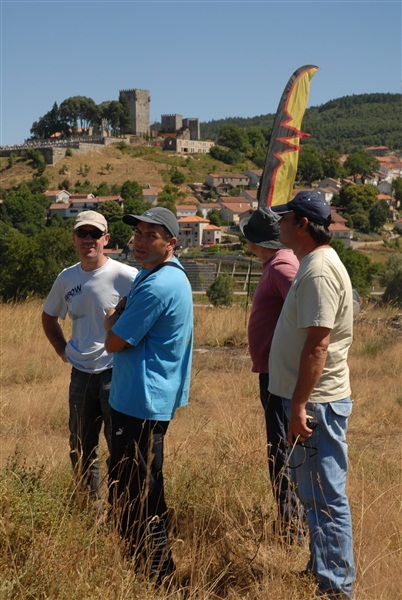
[269,247,353,402]
[43,258,138,373]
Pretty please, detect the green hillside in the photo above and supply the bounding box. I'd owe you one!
[201,93,402,153]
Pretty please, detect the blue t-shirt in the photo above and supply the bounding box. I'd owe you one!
[109,258,193,421]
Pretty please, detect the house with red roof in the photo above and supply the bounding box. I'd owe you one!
[177,215,222,248]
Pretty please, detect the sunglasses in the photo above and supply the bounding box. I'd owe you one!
[75,229,106,239]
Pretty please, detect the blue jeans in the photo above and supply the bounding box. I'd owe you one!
[68,367,112,498]
[283,398,355,599]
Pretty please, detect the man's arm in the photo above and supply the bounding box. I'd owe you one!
[42,311,68,362]
[104,301,131,353]
[287,326,331,445]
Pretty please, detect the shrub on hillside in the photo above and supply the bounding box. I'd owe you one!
[206,274,234,307]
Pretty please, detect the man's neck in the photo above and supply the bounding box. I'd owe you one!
[296,242,330,261]
[81,255,108,272]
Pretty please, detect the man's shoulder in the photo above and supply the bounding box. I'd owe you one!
[106,258,138,277]
[270,249,299,272]
[56,261,81,280]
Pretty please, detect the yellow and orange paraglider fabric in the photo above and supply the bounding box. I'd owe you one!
[257,65,318,208]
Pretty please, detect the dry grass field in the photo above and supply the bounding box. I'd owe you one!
[0,300,401,599]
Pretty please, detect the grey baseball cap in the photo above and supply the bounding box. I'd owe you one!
[123,207,179,238]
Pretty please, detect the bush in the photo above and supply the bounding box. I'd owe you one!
[206,274,234,307]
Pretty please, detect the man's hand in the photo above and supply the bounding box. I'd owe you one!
[287,404,315,445]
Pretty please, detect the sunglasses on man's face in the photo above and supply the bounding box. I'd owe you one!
[75,229,105,239]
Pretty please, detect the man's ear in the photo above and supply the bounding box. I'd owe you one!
[298,216,309,230]
[168,236,178,249]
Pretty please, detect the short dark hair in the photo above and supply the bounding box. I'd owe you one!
[294,212,332,245]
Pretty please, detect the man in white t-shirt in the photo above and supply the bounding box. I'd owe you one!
[270,191,355,600]
[42,211,138,506]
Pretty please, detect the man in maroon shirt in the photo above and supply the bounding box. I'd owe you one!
[241,206,304,542]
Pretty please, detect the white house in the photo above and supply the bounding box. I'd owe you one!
[177,215,221,248]
[44,189,70,204]
[176,204,198,218]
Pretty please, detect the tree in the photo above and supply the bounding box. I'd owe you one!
[331,239,378,294]
[1,185,48,235]
[297,145,324,185]
[59,96,98,133]
[217,124,250,153]
[170,168,185,185]
[93,182,111,197]
[391,177,402,202]
[30,102,65,139]
[369,200,389,232]
[382,271,402,306]
[206,274,234,307]
[246,127,267,152]
[335,183,378,212]
[321,148,342,179]
[96,201,122,225]
[343,151,379,184]
[108,221,133,250]
[207,209,221,226]
[380,253,402,288]
[121,180,143,203]
[381,254,402,307]
[0,227,77,301]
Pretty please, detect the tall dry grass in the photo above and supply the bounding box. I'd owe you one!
[0,300,401,599]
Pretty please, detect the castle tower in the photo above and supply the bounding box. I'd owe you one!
[161,114,183,133]
[183,118,200,140]
[119,88,150,136]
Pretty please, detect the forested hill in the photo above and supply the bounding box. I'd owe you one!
[200,93,401,152]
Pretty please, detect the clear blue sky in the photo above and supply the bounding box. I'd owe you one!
[1,0,401,146]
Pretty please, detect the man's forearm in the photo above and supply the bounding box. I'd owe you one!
[42,312,67,360]
[286,326,331,444]
[292,341,328,406]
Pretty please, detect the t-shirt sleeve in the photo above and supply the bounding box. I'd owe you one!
[43,275,68,320]
[296,275,340,329]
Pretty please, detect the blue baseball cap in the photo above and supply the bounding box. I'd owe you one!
[271,191,331,226]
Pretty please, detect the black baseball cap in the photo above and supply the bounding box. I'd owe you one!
[271,191,331,226]
[123,207,179,238]
[239,207,283,249]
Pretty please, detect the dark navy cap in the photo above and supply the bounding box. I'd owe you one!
[271,191,331,226]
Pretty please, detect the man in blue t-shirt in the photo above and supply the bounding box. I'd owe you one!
[104,207,193,585]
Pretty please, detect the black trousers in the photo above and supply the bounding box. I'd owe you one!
[259,373,304,530]
[108,407,170,557]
